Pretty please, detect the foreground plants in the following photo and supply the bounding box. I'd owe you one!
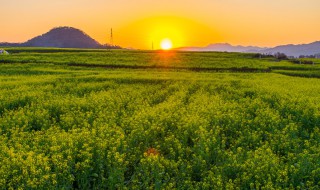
[0,55,319,189]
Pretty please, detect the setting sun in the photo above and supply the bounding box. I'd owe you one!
[160,39,173,50]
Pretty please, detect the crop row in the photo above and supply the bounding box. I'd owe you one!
[0,64,319,189]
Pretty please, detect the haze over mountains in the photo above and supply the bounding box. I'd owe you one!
[259,41,320,57]
[177,43,267,53]
[178,42,320,57]
[0,27,120,49]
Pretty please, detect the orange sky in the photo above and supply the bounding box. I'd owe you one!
[1,0,320,49]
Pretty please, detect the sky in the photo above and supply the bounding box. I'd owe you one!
[1,0,320,49]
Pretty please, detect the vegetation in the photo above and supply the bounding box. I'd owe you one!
[1,48,292,70]
[274,52,288,60]
[0,49,319,189]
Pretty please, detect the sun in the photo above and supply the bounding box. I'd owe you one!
[160,38,173,50]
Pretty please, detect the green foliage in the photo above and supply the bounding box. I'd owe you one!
[0,48,287,70]
[274,70,320,78]
[0,49,319,189]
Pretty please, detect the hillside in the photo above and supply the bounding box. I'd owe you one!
[0,27,120,49]
[23,27,101,48]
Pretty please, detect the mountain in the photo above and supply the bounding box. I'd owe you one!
[0,27,120,49]
[23,27,101,48]
[177,43,266,52]
[260,41,320,57]
[177,41,320,57]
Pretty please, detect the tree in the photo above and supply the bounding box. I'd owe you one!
[274,52,288,60]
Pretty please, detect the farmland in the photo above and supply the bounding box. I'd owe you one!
[0,48,319,189]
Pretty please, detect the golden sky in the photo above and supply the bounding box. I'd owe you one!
[1,0,320,49]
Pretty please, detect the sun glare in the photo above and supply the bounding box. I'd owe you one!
[160,39,173,50]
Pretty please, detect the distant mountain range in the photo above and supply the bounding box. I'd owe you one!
[177,43,267,53]
[0,27,120,49]
[259,41,320,57]
[177,42,320,57]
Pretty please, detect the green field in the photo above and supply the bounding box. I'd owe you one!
[0,48,319,189]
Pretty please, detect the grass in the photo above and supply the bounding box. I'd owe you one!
[0,48,319,189]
